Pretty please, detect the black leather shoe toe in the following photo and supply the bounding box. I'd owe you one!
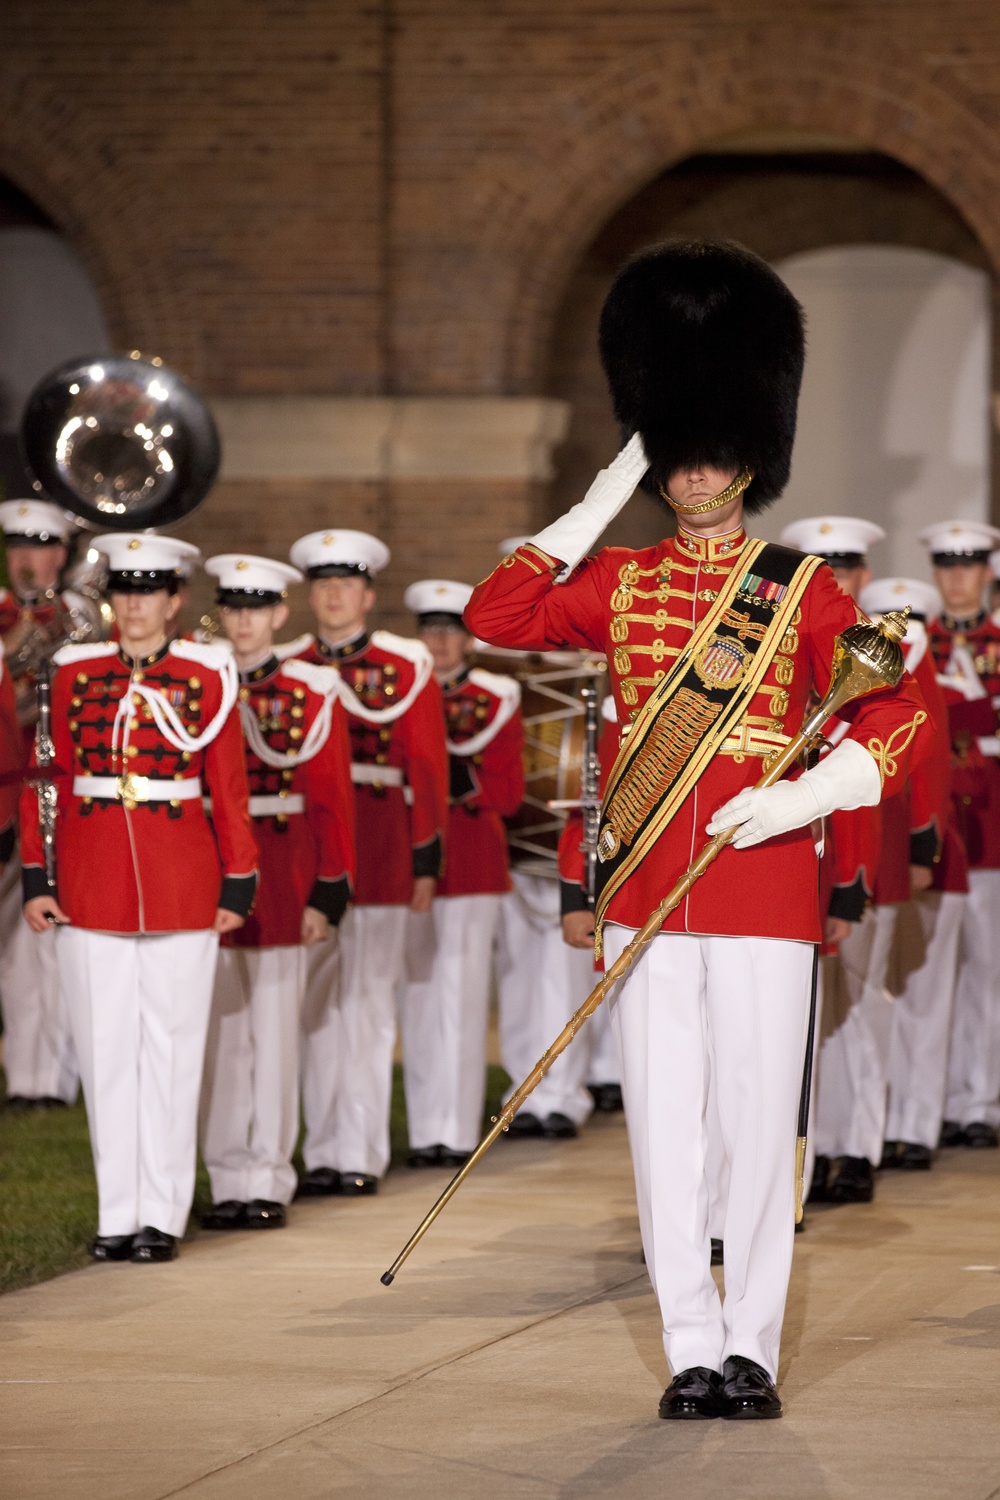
[939,1119,965,1148]
[296,1167,342,1197]
[588,1083,624,1113]
[720,1355,782,1419]
[3,1095,35,1114]
[962,1122,999,1149]
[828,1156,874,1203]
[899,1141,932,1170]
[246,1199,286,1228]
[201,1200,248,1231]
[542,1112,578,1139]
[506,1111,544,1139]
[131,1227,177,1263]
[407,1146,442,1168]
[339,1172,378,1197]
[658,1366,723,1419]
[90,1234,135,1261]
[879,1140,902,1169]
[807,1154,832,1202]
[710,1238,724,1266]
[438,1147,471,1168]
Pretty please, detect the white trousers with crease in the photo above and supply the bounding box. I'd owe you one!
[945,870,1000,1128]
[495,871,595,1126]
[0,858,77,1101]
[200,945,306,1205]
[886,891,965,1148]
[399,893,501,1153]
[300,904,407,1177]
[604,923,812,1382]
[56,925,219,1238]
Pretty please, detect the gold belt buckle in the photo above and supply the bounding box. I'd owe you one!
[117,772,150,808]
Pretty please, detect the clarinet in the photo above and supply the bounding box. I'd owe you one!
[32,655,58,890]
[579,679,602,906]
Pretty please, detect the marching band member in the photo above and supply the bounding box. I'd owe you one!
[287,530,449,1196]
[858,578,965,1171]
[0,499,82,1111]
[198,554,355,1229]
[466,240,931,1419]
[923,520,1000,1149]
[399,579,523,1166]
[20,533,258,1263]
[0,641,23,867]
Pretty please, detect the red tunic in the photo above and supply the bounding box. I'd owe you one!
[466,529,932,943]
[226,655,356,948]
[928,611,1000,870]
[286,630,449,906]
[20,640,258,933]
[438,667,523,896]
[0,644,24,850]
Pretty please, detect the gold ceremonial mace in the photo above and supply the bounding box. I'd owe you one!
[381,609,910,1287]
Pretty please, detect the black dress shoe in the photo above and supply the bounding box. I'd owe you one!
[201,1200,248,1231]
[828,1156,875,1204]
[90,1234,135,1261]
[131,1227,178,1263]
[37,1096,69,1110]
[407,1146,442,1168]
[962,1122,999,1149]
[339,1172,378,1197]
[658,1366,723,1420]
[542,1112,578,1139]
[794,1214,806,1235]
[246,1199,286,1228]
[720,1355,782,1419]
[710,1238,724,1266]
[807,1154,832,1203]
[506,1111,544,1139]
[438,1147,471,1168]
[880,1140,903,1169]
[899,1141,932,1170]
[939,1119,965,1148]
[296,1167,342,1197]
[588,1083,624,1113]
[3,1094,35,1114]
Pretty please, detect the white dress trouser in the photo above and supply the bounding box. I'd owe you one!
[0,858,78,1101]
[301,904,407,1177]
[813,904,898,1163]
[604,924,812,1382]
[200,945,306,1205]
[945,870,1000,1127]
[886,892,965,1147]
[586,1001,622,1088]
[495,871,595,1126]
[399,893,501,1153]
[56,925,219,1238]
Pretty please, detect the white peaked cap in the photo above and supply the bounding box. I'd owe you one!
[97,532,202,575]
[289,529,389,576]
[779,515,885,557]
[859,576,942,622]
[205,554,303,596]
[404,579,474,618]
[499,536,531,555]
[0,498,79,541]
[919,519,1000,557]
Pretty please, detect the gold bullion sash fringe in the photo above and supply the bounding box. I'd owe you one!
[603,689,722,846]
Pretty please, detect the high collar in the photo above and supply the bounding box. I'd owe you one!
[119,640,171,670]
[939,610,987,633]
[315,629,369,662]
[670,525,748,564]
[439,665,471,694]
[240,653,281,686]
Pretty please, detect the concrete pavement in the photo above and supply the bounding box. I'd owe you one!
[2,1114,999,1499]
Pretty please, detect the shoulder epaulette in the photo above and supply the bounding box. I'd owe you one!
[282,658,341,697]
[53,641,118,668]
[273,633,315,661]
[370,630,434,671]
[168,639,234,672]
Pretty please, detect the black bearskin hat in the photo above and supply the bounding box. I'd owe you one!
[598,239,805,513]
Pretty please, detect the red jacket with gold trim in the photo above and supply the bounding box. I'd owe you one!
[928,611,1000,870]
[284,629,449,906]
[439,666,523,897]
[225,654,355,948]
[19,639,258,933]
[466,528,932,943]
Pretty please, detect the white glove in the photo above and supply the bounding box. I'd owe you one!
[937,644,986,702]
[528,432,649,569]
[706,738,881,849]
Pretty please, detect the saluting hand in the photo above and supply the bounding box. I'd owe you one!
[23,894,71,932]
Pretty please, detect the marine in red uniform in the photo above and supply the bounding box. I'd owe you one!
[198,554,355,1231]
[466,241,930,1419]
[286,529,449,1195]
[21,533,258,1263]
[0,499,84,1110]
[922,519,1000,1148]
[397,579,523,1165]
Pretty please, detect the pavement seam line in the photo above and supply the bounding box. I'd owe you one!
[156,1266,650,1498]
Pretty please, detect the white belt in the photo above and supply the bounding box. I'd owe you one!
[73,774,203,804]
[350,762,414,804]
[249,794,305,817]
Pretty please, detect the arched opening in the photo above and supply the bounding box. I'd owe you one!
[0,175,110,500]
[545,141,997,577]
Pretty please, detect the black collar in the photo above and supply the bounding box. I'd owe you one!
[440,666,471,693]
[939,610,987,633]
[315,630,369,662]
[119,640,171,670]
[240,654,281,686]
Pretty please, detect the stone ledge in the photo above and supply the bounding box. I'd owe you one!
[211,396,570,482]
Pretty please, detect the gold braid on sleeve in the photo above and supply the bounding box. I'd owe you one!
[866,710,927,783]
